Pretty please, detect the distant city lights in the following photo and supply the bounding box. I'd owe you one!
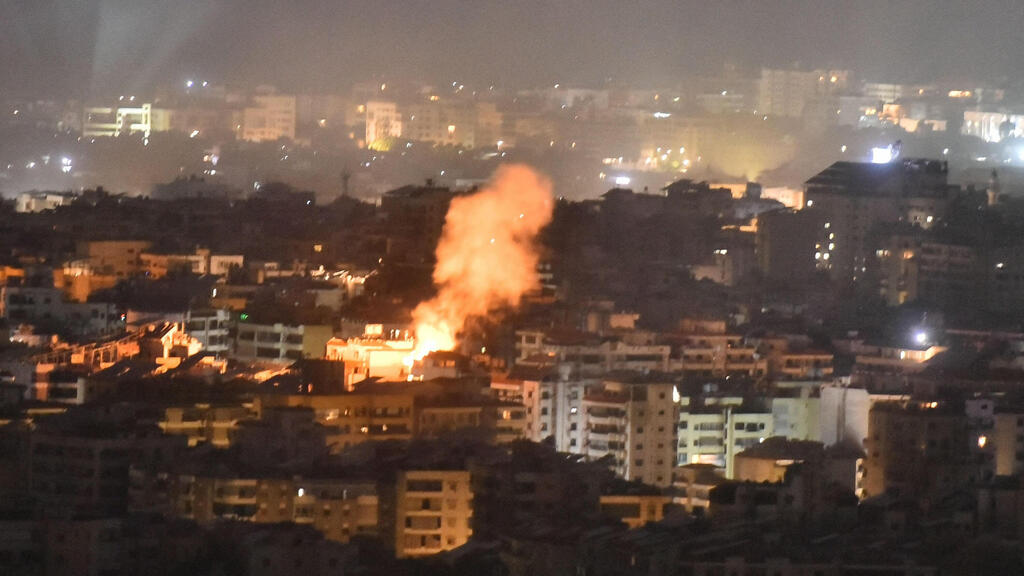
[871,146,894,163]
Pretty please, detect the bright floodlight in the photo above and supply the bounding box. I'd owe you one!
[871,147,894,163]
[914,331,928,345]
[614,176,631,186]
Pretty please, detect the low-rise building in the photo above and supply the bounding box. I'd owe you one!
[257,391,415,451]
[515,329,671,376]
[159,404,255,447]
[417,398,528,444]
[234,323,333,364]
[184,309,233,355]
[671,463,725,514]
[599,490,673,529]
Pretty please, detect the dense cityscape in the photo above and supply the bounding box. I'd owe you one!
[5,2,1024,575]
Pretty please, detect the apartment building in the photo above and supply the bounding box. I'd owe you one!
[677,394,773,478]
[515,329,671,376]
[129,471,379,544]
[670,326,767,379]
[325,335,415,388]
[519,373,588,451]
[0,286,122,338]
[257,392,415,451]
[31,417,185,515]
[417,400,528,444]
[391,470,474,558]
[75,240,152,278]
[578,377,678,487]
[241,94,297,142]
[864,400,980,500]
[234,322,333,364]
[184,309,233,355]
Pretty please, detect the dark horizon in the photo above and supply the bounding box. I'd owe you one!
[3,0,1024,98]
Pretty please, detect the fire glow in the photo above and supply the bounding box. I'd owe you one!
[408,164,554,362]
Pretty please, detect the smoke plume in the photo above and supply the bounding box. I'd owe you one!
[411,164,553,359]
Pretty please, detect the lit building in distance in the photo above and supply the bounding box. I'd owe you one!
[364,100,403,148]
[962,109,1024,142]
[82,103,154,138]
[241,94,297,142]
[803,158,954,282]
[757,68,850,118]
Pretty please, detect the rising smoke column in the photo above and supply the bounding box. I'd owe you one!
[411,164,554,359]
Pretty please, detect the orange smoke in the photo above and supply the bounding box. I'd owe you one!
[410,164,554,360]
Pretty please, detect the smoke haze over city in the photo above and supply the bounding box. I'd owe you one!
[4,0,1024,97]
[8,2,1024,575]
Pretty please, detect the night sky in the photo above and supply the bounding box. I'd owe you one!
[2,0,1023,97]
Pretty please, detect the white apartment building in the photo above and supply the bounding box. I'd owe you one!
[0,286,122,337]
[818,383,910,450]
[364,99,505,150]
[14,192,75,213]
[578,378,678,487]
[770,384,823,442]
[677,395,773,479]
[962,109,1024,143]
[365,101,403,146]
[241,94,297,142]
[184,309,234,355]
[491,368,591,452]
[82,103,154,138]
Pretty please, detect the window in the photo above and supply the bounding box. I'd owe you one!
[636,427,644,434]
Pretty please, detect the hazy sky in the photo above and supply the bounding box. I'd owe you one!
[2,0,1023,97]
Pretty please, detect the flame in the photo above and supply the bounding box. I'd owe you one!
[409,164,553,361]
